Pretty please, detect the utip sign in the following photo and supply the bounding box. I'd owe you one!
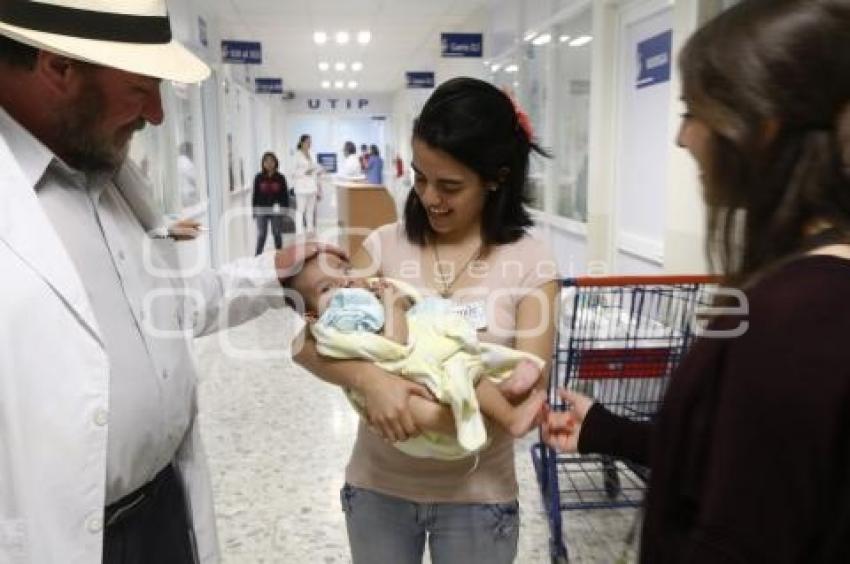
[295,93,392,115]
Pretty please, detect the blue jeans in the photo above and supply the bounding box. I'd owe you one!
[340,484,519,564]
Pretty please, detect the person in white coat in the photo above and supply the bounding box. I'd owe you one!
[338,140,366,181]
[292,134,321,234]
[0,3,344,563]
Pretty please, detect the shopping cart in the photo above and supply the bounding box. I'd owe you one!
[531,275,718,563]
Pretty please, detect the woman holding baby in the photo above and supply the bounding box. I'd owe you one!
[294,77,558,563]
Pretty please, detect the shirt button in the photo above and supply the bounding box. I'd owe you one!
[117,250,125,261]
[93,408,108,427]
[87,516,103,533]
[162,369,169,380]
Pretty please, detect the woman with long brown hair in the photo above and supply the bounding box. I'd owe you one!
[543,1,850,562]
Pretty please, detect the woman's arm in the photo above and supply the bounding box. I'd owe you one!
[251,174,260,214]
[542,389,652,466]
[523,279,654,464]
[513,279,559,392]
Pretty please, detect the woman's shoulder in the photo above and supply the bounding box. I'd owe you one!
[747,255,850,322]
[494,229,557,265]
[363,222,408,252]
[489,230,559,288]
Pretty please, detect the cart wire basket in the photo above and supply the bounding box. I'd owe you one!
[531,275,718,563]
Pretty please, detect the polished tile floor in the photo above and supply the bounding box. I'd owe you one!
[195,308,639,563]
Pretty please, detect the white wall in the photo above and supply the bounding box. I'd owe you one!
[612,3,672,274]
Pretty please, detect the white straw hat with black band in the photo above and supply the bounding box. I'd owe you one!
[0,0,210,83]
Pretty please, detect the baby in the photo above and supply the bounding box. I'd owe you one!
[286,251,546,459]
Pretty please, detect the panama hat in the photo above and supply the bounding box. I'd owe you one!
[0,0,210,83]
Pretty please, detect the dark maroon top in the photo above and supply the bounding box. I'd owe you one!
[579,255,850,563]
[252,172,289,211]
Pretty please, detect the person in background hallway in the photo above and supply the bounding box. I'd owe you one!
[543,1,850,562]
[253,151,289,255]
[293,133,321,233]
[295,77,558,564]
[359,142,370,171]
[339,140,365,181]
[365,144,384,185]
[0,2,345,562]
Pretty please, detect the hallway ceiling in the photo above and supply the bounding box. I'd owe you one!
[207,0,492,94]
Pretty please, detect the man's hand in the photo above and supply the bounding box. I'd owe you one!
[168,219,204,241]
[360,371,432,443]
[274,241,347,283]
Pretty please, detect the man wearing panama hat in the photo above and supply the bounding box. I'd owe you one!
[0,1,344,563]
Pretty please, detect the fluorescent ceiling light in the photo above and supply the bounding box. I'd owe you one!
[334,80,344,89]
[348,80,358,89]
[569,35,593,47]
[335,62,347,71]
[351,61,363,72]
[513,81,519,87]
[321,80,330,89]
[490,63,501,72]
[523,31,537,42]
[505,64,518,73]
[357,31,371,44]
[559,35,571,43]
[336,31,350,45]
[318,61,329,71]
[532,33,552,46]
[313,31,327,45]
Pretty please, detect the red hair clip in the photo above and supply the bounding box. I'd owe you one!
[503,87,535,141]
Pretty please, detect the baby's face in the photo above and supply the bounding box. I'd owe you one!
[291,254,367,316]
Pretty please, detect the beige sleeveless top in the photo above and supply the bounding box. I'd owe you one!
[345,222,558,503]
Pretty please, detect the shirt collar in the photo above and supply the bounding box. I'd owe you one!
[0,105,55,191]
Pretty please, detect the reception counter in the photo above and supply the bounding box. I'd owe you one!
[335,181,398,255]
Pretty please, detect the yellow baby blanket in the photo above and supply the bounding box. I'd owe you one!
[311,278,544,460]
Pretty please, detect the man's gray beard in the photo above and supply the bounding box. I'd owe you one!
[56,81,138,173]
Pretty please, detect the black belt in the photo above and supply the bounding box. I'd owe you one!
[105,465,175,528]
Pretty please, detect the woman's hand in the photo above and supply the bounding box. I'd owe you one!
[541,389,594,453]
[359,371,432,443]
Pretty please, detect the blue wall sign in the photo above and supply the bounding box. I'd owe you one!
[636,30,672,89]
[316,153,338,174]
[406,71,435,89]
[441,33,483,58]
[255,78,283,94]
[222,41,262,64]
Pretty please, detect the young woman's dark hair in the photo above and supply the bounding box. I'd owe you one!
[343,141,357,156]
[404,77,549,246]
[297,134,311,151]
[679,0,850,286]
[369,144,379,157]
[260,151,279,174]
